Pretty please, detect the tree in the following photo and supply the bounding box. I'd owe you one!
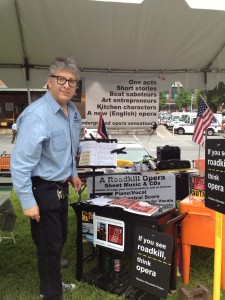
[159,91,166,109]
[175,89,192,110]
[192,89,202,110]
[206,82,225,112]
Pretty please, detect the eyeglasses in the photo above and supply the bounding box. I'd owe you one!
[50,75,78,88]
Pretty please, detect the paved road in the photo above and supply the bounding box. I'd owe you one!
[111,125,206,164]
[0,125,212,165]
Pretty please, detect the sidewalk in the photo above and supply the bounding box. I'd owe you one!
[0,133,15,155]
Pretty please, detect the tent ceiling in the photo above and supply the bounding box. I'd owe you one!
[1,0,225,88]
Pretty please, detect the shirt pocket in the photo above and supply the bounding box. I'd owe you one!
[72,121,81,143]
[51,130,68,151]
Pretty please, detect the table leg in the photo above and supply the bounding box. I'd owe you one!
[182,243,191,285]
[221,249,225,290]
[76,207,83,281]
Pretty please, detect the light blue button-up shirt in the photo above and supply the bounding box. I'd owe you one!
[10,91,82,210]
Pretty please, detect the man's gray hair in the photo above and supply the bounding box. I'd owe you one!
[49,57,80,80]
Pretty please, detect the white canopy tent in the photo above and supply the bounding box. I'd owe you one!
[1,0,225,91]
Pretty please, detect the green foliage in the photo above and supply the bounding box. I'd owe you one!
[206,82,225,112]
[192,89,202,108]
[1,190,225,299]
[159,91,167,109]
[175,89,192,110]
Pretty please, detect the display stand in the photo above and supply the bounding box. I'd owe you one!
[77,165,116,199]
[75,139,118,276]
[73,139,186,298]
[71,200,186,299]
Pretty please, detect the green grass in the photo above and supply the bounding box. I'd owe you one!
[0,188,225,299]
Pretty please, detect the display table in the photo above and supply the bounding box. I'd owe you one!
[71,200,185,296]
[180,197,225,290]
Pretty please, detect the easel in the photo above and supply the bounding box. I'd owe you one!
[77,138,117,198]
[72,138,118,267]
[0,198,17,243]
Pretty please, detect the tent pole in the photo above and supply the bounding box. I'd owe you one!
[26,83,31,105]
[22,64,31,105]
[14,0,31,105]
[203,71,207,101]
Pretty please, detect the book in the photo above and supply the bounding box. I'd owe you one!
[78,141,117,166]
[124,200,160,216]
[108,197,138,209]
[108,224,123,245]
[190,175,205,201]
[108,198,160,216]
[86,197,160,217]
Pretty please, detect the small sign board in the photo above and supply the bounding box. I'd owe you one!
[93,214,125,252]
[205,138,225,214]
[131,226,173,299]
[87,173,176,207]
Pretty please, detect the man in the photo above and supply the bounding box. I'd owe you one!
[10,57,82,300]
[11,121,17,143]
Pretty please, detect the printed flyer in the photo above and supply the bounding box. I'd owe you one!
[87,173,176,207]
[93,214,125,251]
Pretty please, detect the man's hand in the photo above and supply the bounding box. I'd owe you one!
[70,176,82,192]
[23,205,40,222]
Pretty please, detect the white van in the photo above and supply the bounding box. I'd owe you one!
[173,113,223,135]
[165,112,189,129]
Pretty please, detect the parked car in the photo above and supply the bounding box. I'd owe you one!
[173,113,223,135]
[165,112,189,129]
[117,143,153,163]
[83,128,101,139]
[158,113,170,127]
[83,128,112,139]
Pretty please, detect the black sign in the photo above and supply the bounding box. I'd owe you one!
[205,139,225,214]
[131,226,173,299]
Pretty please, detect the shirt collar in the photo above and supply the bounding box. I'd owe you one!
[45,90,75,114]
[45,91,61,114]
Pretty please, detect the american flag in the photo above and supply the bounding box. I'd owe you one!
[97,112,108,139]
[192,97,214,147]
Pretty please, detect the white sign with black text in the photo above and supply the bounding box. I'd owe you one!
[87,173,176,207]
[83,75,159,128]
